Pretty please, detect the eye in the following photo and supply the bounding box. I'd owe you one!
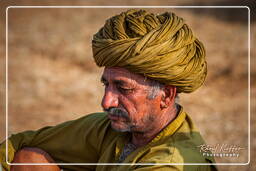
[118,86,134,94]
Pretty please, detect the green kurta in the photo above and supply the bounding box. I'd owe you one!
[0,106,217,171]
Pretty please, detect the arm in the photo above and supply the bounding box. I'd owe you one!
[0,113,109,171]
[10,147,61,171]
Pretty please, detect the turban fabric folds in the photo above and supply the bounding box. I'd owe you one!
[92,9,207,93]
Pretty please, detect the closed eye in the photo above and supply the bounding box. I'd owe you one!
[117,86,134,94]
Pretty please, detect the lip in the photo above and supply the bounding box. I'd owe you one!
[108,114,119,121]
[108,114,127,121]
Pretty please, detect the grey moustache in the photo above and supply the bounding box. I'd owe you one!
[105,107,129,120]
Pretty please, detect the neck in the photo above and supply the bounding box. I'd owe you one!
[131,106,178,147]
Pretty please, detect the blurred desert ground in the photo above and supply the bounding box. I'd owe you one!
[0,0,255,170]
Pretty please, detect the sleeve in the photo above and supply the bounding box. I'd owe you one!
[0,140,15,171]
[0,113,109,171]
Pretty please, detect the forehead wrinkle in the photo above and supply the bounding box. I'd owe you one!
[103,67,153,88]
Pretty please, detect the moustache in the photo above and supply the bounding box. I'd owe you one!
[104,107,130,120]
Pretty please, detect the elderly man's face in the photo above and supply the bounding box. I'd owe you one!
[101,67,163,133]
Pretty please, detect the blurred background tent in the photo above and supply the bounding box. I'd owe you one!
[0,0,255,170]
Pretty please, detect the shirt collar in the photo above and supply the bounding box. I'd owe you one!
[149,105,186,144]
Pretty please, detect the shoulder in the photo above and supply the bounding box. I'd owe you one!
[73,112,108,123]
[58,112,113,138]
[136,113,216,170]
[139,111,215,164]
[59,112,109,129]
[169,113,216,164]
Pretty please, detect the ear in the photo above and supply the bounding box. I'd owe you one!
[160,85,176,109]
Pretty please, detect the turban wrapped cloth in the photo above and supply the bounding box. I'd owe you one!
[92,9,207,93]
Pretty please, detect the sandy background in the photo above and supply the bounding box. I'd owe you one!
[0,0,255,170]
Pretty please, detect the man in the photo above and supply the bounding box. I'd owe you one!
[0,9,217,171]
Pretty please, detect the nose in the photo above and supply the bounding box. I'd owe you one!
[101,88,119,110]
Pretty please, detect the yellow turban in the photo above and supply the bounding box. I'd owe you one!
[92,9,207,93]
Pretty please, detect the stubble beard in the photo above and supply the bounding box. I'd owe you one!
[105,107,157,134]
[112,113,157,134]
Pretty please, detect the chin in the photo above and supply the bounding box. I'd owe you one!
[111,121,131,132]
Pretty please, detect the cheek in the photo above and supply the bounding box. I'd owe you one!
[137,97,162,120]
[119,95,137,115]
[119,94,151,121]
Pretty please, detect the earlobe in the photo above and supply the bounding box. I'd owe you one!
[166,85,176,101]
[160,100,168,109]
[160,91,168,109]
[160,85,176,109]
